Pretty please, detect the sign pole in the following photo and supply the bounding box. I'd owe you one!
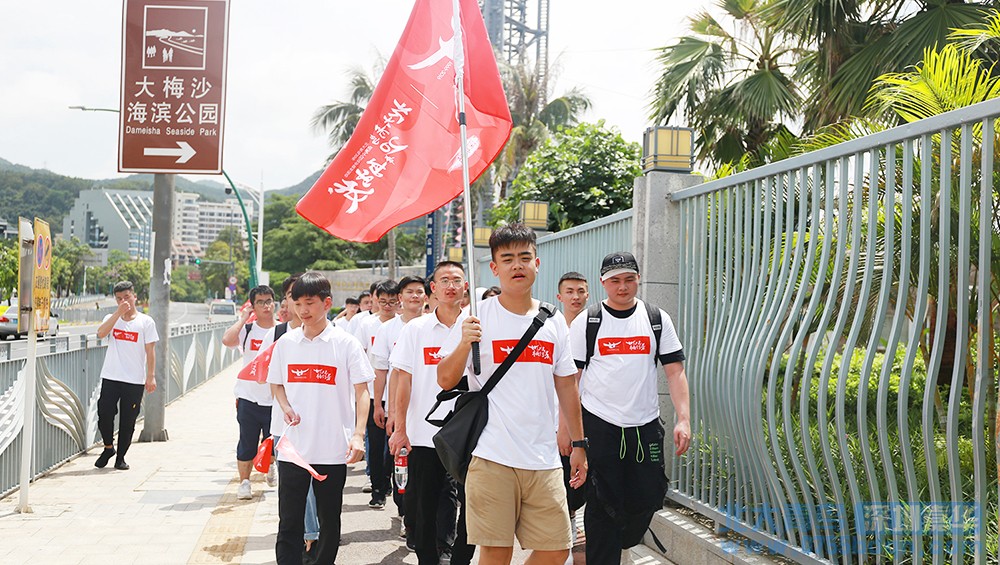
[140,172,172,442]
[15,218,36,513]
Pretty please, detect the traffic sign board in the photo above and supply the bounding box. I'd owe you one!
[118,0,229,173]
[228,276,237,285]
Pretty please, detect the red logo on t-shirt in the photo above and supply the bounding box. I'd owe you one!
[598,336,651,355]
[493,340,554,364]
[423,347,445,365]
[287,364,338,385]
[249,339,263,351]
[113,329,139,342]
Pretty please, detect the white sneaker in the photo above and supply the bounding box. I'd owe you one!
[237,479,252,500]
[399,522,407,539]
[266,464,277,487]
[362,481,373,493]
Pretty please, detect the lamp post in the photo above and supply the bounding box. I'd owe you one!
[221,172,260,289]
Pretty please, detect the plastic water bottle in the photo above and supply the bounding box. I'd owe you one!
[394,447,408,494]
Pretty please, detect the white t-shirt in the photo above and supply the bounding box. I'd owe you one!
[370,315,405,403]
[232,322,274,406]
[355,313,392,396]
[100,313,159,385]
[346,310,371,342]
[440,297,576,471]
[334,316,352,331]
[267,322,374,465]
[390,309,467,448]
[570,300,683,427]
[259,322,296,437]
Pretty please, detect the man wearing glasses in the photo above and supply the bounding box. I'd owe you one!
[222,285,278,499]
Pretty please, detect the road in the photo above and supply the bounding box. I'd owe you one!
[3,302,210,360]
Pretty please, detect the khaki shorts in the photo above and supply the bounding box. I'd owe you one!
[464,456,572,550]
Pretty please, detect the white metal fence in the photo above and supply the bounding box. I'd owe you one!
[0,323,238,497]
[671,99,999,563]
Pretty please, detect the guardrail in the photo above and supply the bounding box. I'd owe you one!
[671,99,998,563]
[0,322,237,497]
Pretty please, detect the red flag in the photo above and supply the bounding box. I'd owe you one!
[237,341,275,383]
[275,433,328,481]
[296,0,511,242]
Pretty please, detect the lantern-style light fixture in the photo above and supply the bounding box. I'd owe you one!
[518,200,549,230]
[642,126,694,173]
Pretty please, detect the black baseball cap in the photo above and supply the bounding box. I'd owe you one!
[600,251,639,281]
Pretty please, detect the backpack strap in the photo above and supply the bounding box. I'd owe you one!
[241,322,254,351]
[427,303,556,426]
[645,301,663,366]
[584,304,602,369]
[274,322,288,341]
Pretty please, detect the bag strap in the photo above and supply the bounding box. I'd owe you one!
[241,322,254,350]
[584,303,602,369]
[480,302,555,395]
[425,302,555,426]
[645,301,662,366]
[274,322,288,341]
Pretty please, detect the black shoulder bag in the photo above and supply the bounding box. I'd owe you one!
[430,302,555,483]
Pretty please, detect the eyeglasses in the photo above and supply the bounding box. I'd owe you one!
[254,300,274,307]
[377,299,399,307]
[435,278,465,288]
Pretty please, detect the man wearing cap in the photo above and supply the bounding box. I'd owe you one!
[569,251,691,565]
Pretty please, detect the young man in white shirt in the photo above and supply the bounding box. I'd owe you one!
[390,261,474,565]
[354,280,399,511]
[370,276,424,513]
[94,280,159,471]
[222,285,277,499]
[334,296,360,330]
[346,290,374,338]
[569,251,691,565]
[267,272,373,565]
[438,223,588,565]
[556,272,589,326]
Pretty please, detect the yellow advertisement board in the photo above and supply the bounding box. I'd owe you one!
[33,218,51,333]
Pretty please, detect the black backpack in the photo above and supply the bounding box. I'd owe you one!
[243,322,288,351]
[584,301,662,369]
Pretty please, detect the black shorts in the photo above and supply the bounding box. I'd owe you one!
[236,398,272,461]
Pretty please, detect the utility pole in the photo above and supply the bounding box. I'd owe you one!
[139,172,172,442]
[387,228,397,280]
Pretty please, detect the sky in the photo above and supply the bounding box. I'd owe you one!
[0,1,708,192]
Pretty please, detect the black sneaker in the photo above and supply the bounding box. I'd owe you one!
[94,448,115,468]
[368,496,385,509]
[114,459,130,470]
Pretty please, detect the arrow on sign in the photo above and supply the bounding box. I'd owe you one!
[143,141,196,163]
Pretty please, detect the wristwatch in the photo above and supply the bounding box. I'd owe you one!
[571,438,589,450]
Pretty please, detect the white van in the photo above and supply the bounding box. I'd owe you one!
[208,300,238,323]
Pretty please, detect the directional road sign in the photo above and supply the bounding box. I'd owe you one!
[118,0,229,173]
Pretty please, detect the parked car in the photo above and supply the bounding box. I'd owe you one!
[208,299,238,323]
[0,298,60,340]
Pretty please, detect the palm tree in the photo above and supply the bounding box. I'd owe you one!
[648,0,802,169]
[761,0,993,128]
[493,61,591,201]
[310,63,382,159]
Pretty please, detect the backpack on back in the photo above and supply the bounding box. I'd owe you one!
[583,301,662,369]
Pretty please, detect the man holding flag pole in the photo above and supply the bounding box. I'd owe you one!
[296,0,515,561]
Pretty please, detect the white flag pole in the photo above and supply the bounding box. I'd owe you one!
[452,0,481,374]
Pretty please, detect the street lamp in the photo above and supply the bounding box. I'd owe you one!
[518,200,549,230]
[642,126,694,173]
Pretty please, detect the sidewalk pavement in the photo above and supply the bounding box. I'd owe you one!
[0,363,548,564]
